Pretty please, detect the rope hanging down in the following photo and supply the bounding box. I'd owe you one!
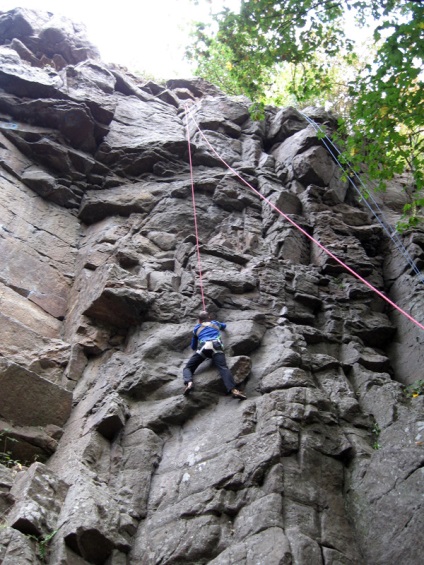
[186,111,206,310]
[184,105,424,332]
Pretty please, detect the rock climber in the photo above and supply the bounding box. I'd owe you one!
[183,311,247,399]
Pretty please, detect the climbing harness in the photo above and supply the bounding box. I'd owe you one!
[197,340,224,358]
[195,321,220,337]
[184,105,424,333]
[196,322,224,357]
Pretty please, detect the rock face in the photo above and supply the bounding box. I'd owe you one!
[0,8,423,565]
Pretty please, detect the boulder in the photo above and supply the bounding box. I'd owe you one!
[266,106,308,146]
[0,8,100,65]
[0,359,72,428]
[8,462,68,537]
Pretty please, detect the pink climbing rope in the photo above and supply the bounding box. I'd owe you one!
[185,108,206,310]
[184,104,424,332]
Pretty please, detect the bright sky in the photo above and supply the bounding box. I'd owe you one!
[1,1,240,79]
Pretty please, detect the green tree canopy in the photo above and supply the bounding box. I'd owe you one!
[187,0,424,227]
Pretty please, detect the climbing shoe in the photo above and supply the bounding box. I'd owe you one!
[231,388,247,400]
[183,382,193,396]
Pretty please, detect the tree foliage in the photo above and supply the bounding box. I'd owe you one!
[187,0,424,227]
[342,3,424,228]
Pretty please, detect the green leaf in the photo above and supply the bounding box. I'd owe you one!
[186,0,423,226]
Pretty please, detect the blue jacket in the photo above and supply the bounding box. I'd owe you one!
[190,320,226,351]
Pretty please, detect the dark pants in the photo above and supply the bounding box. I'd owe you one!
[183,351,236,392]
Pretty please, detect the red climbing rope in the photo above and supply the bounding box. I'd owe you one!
[185,109,206,310]
[184,104,424,333]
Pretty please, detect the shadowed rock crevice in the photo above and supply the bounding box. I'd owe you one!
[0,7,423,565]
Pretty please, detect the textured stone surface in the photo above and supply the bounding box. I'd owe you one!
[8,462,68,537]
[0,359,72,427]
[0,8,423,565]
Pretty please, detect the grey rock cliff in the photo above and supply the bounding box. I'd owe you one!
[0,8,423,565]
